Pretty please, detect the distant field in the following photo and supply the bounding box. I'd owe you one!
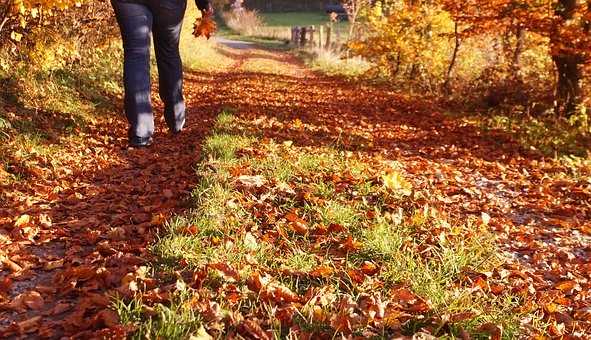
[258,11,350,43]
[259,11,334,27]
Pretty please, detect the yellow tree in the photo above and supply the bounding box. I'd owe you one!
[1,0,86,43]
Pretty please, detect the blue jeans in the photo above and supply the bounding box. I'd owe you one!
[111,0,187,140]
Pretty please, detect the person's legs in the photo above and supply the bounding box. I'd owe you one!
[149,0,187,134]
[111,0,154,145]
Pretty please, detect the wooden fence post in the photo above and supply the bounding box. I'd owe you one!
[291,26,296,45]
[325,25,332,49]
[300,26,307,46]
[319,25,324,49]
[292,26,301,46]
[308,26,315,47]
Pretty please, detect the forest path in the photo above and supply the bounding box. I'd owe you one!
[1,42,589,337]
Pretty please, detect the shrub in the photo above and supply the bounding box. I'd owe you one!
[221,9,263,36]
[308,48,371,78]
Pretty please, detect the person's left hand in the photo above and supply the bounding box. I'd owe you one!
[201,5,214,18]
[194,7,217,39]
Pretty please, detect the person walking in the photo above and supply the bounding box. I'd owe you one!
[111,0,212,148]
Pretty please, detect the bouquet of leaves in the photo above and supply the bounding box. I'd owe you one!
[193,10,217,39]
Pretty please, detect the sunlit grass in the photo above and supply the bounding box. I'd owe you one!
[307,48,371,78]
[469,112,591,157]
[128,111,540,338]
[115,289,204,340]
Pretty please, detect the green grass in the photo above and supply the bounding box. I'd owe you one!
[203,133,253,161]
[122,112,540,338]
[114,288,205,340]
[0,35,124,184]
[464,112,591,158]
[260,12,345,29]
[219,11,350,47]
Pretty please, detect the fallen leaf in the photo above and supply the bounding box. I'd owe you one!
[14,214,31,228]
[44,259,64,270]
[360,261,379,276]
[18,316,42,334]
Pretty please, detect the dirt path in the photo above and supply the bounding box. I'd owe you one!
[1,42,590,337]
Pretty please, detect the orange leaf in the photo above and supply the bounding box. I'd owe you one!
[347,269,365,284]
[360,261,379,276]
[555,280,576,292]
[310,265,333,278]
[182,225,199,235]
[209,262,240,282]
[290,220,308,235]
[341,236,361,252]
[193,15,217,39]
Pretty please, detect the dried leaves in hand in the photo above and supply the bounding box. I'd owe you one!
[193,15,217,39]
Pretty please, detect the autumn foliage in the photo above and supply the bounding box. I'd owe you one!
[350,0,591,116]
[1,0,85,43]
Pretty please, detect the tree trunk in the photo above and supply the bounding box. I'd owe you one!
[444,21,460,93]
[553,54,581,116]
[511,27,525,77]
[552,0,582,116]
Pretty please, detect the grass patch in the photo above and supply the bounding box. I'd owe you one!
[468,112,591,157]
[114,288,204,340]
[122,111,540,339]
[259,12,335,27]
[259,12,350,39]
[306,48,372,78]
[0,34,123,184]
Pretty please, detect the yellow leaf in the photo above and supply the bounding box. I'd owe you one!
[14,214,30,228]
[481,212,491,226]
[10,31,23,42]
[382,171,412,196]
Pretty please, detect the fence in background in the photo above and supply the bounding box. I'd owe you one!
[290,25,343,49]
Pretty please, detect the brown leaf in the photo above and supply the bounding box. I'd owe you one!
[44,259,64,271]
[328,223,346,233]
[360,261,379,276]
[49,302,72,315]
[341,236,361,252]
[347,269,365,284]
[477,323,502,340]
[94,309,119,328]
[182,225,200,235]
[209,262,240,282]
[310,265,333,278]
[247,272,268,292]
[330,313,352,334]
[239,319,271,340]
[290,220,308,235]
[574,307,591,321]
[1,256,23,273]
[285,212,299,222]
[18,316,42,334]
[7,291,44,311]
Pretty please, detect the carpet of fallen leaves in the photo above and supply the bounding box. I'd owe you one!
[1,40,591,338]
